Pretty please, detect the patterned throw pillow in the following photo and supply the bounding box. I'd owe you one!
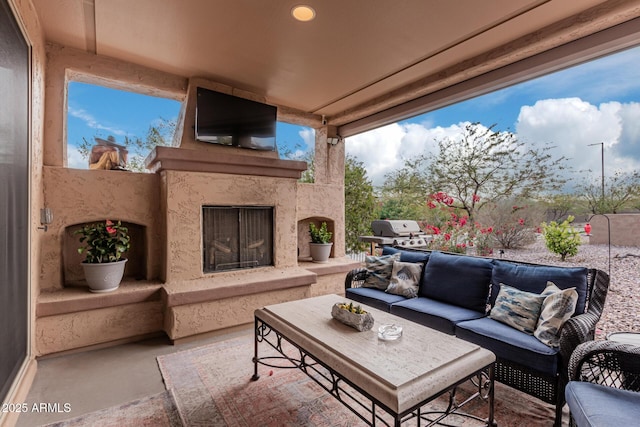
[534,281,578,347]
[386,261,423,298]
[363,253,401,290]
[489,284,546,335]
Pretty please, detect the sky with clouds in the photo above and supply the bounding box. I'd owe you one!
[345,45,640,189]
[67,45,640,192]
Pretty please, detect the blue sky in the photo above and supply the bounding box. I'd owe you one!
[67,45,640,189]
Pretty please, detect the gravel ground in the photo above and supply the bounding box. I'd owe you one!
[496,234,640,339]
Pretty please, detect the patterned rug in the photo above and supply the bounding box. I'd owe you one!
[41,389,184,427]
[157,335,565,426]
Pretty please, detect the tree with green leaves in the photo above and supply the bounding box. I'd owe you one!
[344,155,376,252]
[379,158,430,220]
[421,123,568,222]
[578,170,640,214]
[542,215,582,261]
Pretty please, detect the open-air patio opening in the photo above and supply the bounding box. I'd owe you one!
[3,0,640,426]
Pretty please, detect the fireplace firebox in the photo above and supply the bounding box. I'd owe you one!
[203,206,274,272]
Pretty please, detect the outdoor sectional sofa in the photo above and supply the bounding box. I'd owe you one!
[345,247,610,427]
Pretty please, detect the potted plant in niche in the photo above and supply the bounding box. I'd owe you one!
[75,220,131,293]
[309,221,333,263]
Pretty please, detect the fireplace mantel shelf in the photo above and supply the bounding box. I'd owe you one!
[146,146,307,179]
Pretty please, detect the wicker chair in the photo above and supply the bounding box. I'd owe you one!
[566,340,640,426]
[345,251,610,427]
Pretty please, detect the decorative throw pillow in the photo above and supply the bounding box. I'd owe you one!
[363,253,401,290]
[489,284,546,335]
[534,281,578,347]
[386,261,422,298]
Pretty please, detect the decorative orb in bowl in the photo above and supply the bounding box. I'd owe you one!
[378,324,403,341]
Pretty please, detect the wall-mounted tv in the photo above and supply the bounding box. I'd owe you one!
[195,87,277,151]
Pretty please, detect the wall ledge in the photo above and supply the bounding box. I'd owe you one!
[164,267,316,306]
[146,146,307,178]
[37,281,164,317]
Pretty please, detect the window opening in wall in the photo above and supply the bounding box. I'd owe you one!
[277,122,315,182]
[66,81,181,172]
[203,206,274,272]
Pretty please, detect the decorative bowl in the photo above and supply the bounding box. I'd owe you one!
[378,324,403,341]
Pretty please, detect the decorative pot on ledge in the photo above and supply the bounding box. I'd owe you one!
[309,242,332,263]
[81,259,127,293]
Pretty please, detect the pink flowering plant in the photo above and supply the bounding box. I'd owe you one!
[75,220,130,263]
[423,192,494,255]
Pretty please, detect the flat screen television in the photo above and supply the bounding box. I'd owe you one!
[195,87,277,151]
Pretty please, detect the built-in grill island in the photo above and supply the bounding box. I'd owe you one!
[359,220,431,252]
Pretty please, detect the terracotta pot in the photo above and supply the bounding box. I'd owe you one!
[309,242,332,263]
[81,259,127,293]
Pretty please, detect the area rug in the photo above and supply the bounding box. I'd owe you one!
[157,335,564,426]
[41,389,184,427]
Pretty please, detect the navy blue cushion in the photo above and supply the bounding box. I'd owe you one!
[345,287,405,312]
[566,382,640,427]
[491,261,588,314]
[420,251,493,313]
[455,317,560,376]
[390,297,486,335]
[382,247,430,264]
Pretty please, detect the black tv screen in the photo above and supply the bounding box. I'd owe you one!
[195,87,277,151]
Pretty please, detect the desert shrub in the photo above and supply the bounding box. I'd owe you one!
[541,215,582,261]
[477,200,542,249]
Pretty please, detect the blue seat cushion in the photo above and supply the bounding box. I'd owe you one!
[566,382,640,427]
[391,297,486,335]
[382,246,431,264]
[491,260,588,314]
[420,251,493,313]
[455,317,560,376]
[345,287,406,312]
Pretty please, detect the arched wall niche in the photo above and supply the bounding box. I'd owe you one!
[297,216,335,260]
[62,221,148,287]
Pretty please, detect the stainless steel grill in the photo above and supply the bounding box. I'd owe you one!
[360,220,430,249]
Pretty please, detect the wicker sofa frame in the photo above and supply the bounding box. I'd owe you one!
[345,250,610,427]
[567,340,640,426]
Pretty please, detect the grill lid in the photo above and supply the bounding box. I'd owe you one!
[371,220,423,237]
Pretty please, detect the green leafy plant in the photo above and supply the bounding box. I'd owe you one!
[75,220,131,263]
[309,221,332,244]
[541,215,581,261]
[338,302,367,314]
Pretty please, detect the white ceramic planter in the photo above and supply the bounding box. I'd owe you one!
[309,242,332,263]
[81,259,127,293]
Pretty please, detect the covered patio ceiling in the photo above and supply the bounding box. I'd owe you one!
[32,0,640,136]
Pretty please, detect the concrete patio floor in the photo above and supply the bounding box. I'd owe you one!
[16,325,253,426]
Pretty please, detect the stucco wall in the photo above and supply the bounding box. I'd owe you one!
[588,213,640,246]
[41,167,162,290]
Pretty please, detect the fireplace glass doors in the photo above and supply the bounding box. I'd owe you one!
[203,206,274,272]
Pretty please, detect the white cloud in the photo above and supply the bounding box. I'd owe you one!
[68,107,127,136]
[515,98,640,181]
[345,122,474,187]
[66,145,88,169]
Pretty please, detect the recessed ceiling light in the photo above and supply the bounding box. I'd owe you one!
[291,5,316,22]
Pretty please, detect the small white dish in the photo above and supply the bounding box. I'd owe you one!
[378,324,403,341]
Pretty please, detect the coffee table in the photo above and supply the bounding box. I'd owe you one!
[252,294,496,426]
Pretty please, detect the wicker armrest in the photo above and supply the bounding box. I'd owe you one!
[345,268,368,289]
[558,312,600,367]
[568,340,640,390]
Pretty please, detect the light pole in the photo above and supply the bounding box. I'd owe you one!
[588,142,605,207]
